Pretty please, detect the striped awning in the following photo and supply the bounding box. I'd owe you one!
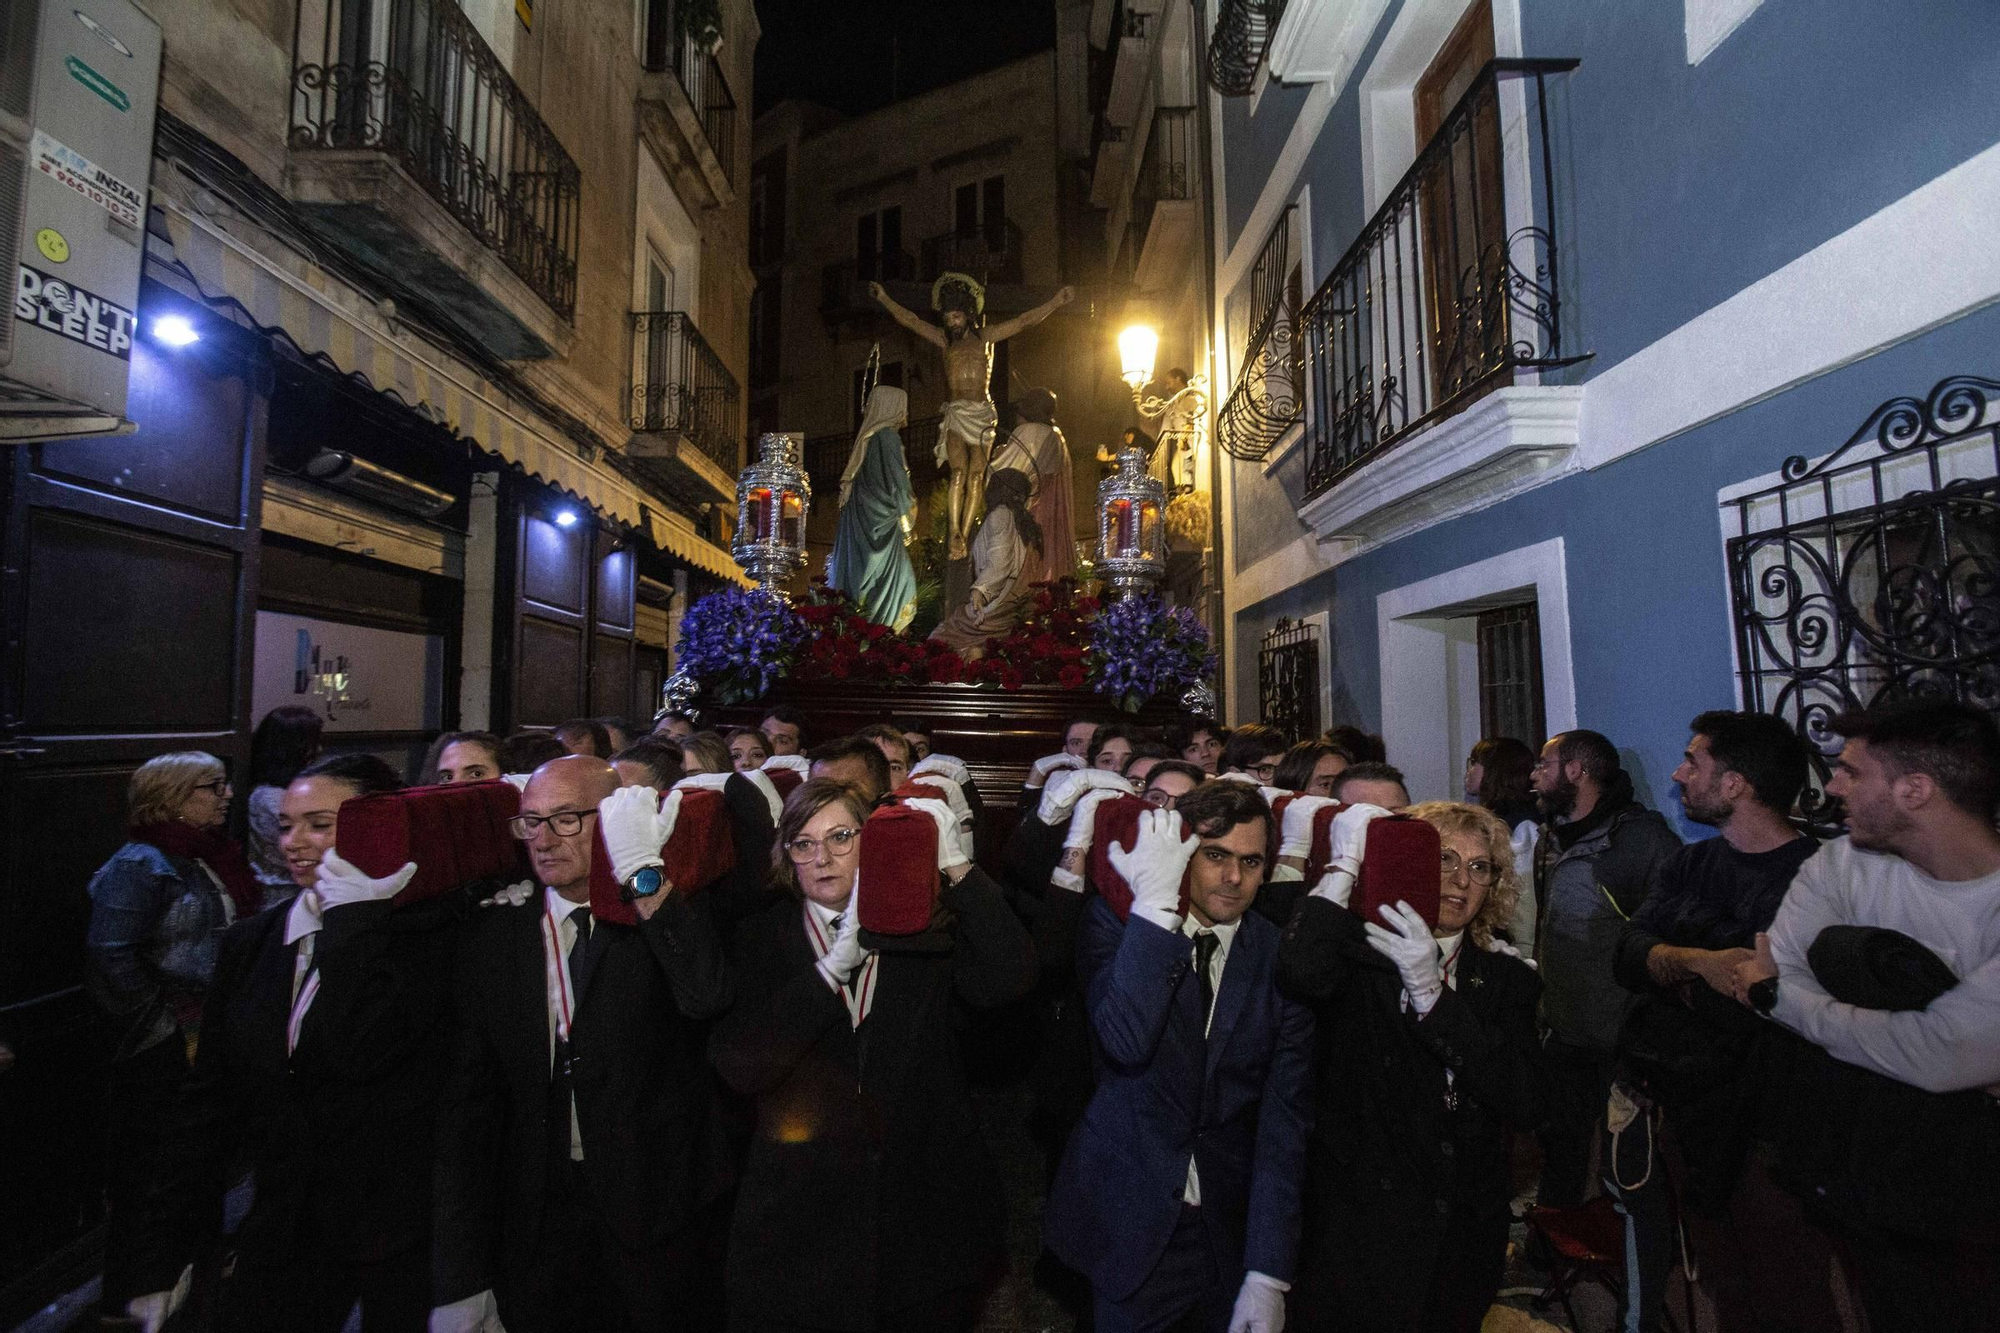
[159,201,742,590]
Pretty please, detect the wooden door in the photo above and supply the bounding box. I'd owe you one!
[1415,0,1508,411]
[0,308,266,1317]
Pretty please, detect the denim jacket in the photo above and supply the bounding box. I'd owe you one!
[85,841,232,1059]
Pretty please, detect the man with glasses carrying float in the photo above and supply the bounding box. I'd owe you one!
[429,755,732,1333]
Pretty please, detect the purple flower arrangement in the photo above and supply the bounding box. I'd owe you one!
[677,587,809,704]
[1089,595,1216,713]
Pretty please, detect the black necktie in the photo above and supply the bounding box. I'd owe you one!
[568,909,596,1003]
[1193,930,1219,1028]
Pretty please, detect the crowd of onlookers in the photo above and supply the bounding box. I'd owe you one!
[79,692,2000,1332]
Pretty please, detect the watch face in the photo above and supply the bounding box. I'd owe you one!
[630,867,663,897]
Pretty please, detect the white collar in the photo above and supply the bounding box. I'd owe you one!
[543,885,591,923]
[284,890,323,946]
[804,895,852,936]
[1182,913,1242,952]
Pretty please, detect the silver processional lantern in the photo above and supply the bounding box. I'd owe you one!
[1096,444,1167,597]
[732,432,811,596]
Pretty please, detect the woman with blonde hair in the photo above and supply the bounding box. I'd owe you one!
[676,729,733,776]
[86,750,261,1313]
[711,777,1037,1332]
[1275,799,1547,1332]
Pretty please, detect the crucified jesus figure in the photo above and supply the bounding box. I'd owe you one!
[869,272,1074,560]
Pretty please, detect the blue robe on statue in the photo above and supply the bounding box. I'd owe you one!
[829,386,918,631]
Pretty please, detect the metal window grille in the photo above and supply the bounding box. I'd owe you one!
[629,311,742,472]
[1726,375,2000,826]
[1258,617,1322,740]
[1476,602,1545,746]
[1204,0,1286,97]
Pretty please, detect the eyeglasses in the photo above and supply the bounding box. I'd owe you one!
[193,779,231,796]
[1143,788,1180,809]
[1441,850,1500,886]
[509,810,596,839]
[1248,761,1279,781]
[785,826,860,863]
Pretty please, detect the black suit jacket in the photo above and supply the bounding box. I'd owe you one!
[1276,897,1546,1327]
[709,869,1037,1331]
[134,894,461,1290]
[431,886,731,1304]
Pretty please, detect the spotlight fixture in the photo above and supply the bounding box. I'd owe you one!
[152,314,200,347]
[553,508,579,528]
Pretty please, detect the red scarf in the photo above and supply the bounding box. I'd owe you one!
[130,820,262,917]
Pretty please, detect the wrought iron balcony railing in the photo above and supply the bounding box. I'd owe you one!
[1299,58,1583,499]
[290,0,582,319]
[630,311,741,473]
[1215,205,1298,461]
[804,415,943,492]
[1132,108,1195,246]
[920,220,1024,286]
[1204,0,1285,96]
[641,5,736,185]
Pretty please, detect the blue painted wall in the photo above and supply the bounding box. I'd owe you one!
[1234,300,2000,838]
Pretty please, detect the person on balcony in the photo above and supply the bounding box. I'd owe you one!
[829,384,919,632]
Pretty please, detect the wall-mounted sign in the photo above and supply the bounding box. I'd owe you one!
[30,127,143,227]
[252,611,444,733]
[15,264,133,358]
[35,227,69,263]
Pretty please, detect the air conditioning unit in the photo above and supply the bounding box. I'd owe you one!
[305,449,458,519]
[0,0,161,440]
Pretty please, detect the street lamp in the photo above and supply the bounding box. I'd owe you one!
[1118,324,1159,400]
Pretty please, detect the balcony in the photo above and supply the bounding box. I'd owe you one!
[627,311,741,503]
[820,249,917,324]
[803,416,945,495]
[1131,108,1196,292]
[1205,0,1284,96]
[288,0,580,359]
[638,3,738,208]
[920,220,1025,287]
[1295,59,1587,546]
[1105,2,1161,127]
[1215,205,1299,462]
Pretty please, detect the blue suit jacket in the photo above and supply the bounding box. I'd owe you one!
[1044,896,1314,1302]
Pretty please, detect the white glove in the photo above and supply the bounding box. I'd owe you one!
[315,849,417,907]
[903,797,971,872]
[501,772,530,791]
[1485,936,1537,969]
[1062,787,1128,854]
[1108,808,1196,928]
[430,1289,507,1333]
[762,753,811,775]
[1310,803,1393,906]
[674,771,731,793]
[913,772,974,830]
[816,894,867,988]
[1258,785,1291,808]
[126,1265,191,1333]
[1365,900,1445,1013]
[477,880,535,909]
[1227,1271,1289,1333]
[1038,767,1133,825]
[1279,796,1339,860]
[598,785,679,884]
[1027,752,1085,787]
[912,753,971,787]
[1214,771,1259,785]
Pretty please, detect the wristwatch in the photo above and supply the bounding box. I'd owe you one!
[1748,974,1780,1016]
[620,865,664,902]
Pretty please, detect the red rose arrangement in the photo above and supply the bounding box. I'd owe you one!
[786,579,1101,692]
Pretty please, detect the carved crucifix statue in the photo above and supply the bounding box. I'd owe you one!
[869,272,1074,560]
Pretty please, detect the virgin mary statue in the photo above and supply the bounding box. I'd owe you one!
[828,385,919,630]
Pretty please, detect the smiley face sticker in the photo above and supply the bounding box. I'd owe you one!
[35,228,70,264]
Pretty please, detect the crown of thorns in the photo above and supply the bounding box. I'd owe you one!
[930,271,986,319]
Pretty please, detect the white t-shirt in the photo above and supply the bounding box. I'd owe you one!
[1769,835,2000,1094]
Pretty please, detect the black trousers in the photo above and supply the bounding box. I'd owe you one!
[497,1161,700,1333]
[1537,1038,1611,1208]
[101,1035,189,1306]
[220,1243,429,1333]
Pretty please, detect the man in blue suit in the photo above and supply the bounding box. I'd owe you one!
[1045,781,1314,1333]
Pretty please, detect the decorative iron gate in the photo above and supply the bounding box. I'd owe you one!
[1725,374,2000,824]
[1258,617,1322,740]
